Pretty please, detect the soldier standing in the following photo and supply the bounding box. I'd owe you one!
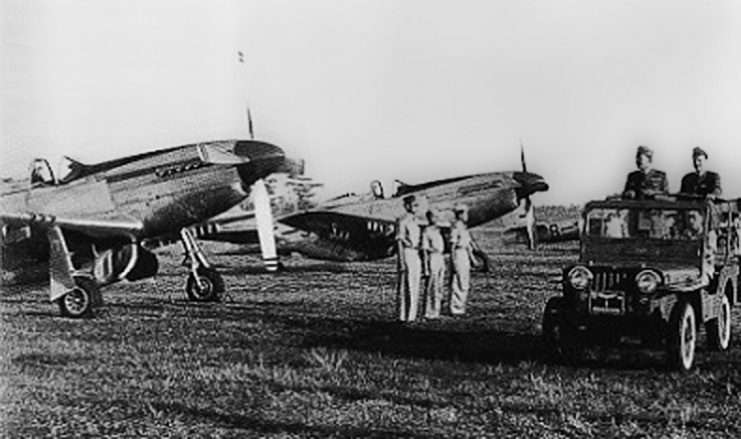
[680,147,722,198]
[396,195,422,322]
[421,210,445,319]
[449,204,473,316]
[623,146,668,199]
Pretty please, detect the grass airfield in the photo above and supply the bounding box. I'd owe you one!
[3,232,741,437]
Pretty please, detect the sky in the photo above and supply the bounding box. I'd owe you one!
[2,0,741,205]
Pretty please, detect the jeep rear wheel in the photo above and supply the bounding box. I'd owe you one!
[707,293,731,351]
[667,300,697,371]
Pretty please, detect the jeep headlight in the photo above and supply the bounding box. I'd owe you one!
[636,270,660,294]
[568,266,592,290]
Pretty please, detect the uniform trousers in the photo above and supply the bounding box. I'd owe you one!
[424,253,445,319]
[450,248,470,315]
[397,247,421,322]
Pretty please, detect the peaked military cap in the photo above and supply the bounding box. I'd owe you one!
[636,145,653,159]
[692,146,708,159]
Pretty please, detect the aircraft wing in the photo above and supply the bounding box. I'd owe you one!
[1,211,143,240]
[280,210,396,239]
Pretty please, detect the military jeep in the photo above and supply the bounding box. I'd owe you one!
[542,197,741,370]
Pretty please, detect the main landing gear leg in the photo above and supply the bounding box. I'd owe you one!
[180,228,224,302]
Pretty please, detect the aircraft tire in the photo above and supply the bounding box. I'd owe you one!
[667,299,697,372]
[186,268,224,302]
[57,277,99,318]
[706,292,732,351]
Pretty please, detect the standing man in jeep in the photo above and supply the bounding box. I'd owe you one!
[622,146,669,200]
[680,146,722,198]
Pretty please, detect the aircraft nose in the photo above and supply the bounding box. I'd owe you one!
[513,171,549,199]
[234,140,285,168]
[274,156,305,176]
[233,140,286,187]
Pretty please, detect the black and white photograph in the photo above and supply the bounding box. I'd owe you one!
[2,0,741,436]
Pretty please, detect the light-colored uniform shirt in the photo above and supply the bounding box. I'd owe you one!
[397,213,421,249]
[450,221,472,251]
[422,225,445,254]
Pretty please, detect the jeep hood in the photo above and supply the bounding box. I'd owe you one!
[582,238,702,266]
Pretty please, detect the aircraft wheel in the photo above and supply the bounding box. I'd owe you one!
[706,293,732,351]
[57,277,99,318]
[667,300,697,371]
[542,297,580,363]
[186,268,224,302]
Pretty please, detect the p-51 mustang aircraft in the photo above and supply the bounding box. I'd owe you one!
[196,153,549,264]
[1,139,287,318]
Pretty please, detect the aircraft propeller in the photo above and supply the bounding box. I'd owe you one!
[247,108,255,141]
[243,106,279,271]
[252,179,279,272]
[519,142,536,250]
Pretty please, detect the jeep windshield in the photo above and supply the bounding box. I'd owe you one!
[586,207,705,241]
[582,202,706,264]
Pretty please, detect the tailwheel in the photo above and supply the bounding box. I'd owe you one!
[186,267,224,302]
[667,300,697,371]
[57,277,100,318]
[706,293,731,351]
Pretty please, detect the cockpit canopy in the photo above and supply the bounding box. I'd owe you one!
[29,156,87,187]
[370,180,385,199]
[30,158,55,187]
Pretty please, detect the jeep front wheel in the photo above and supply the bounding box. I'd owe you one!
[706,293,731,351]
[667,300,697,371]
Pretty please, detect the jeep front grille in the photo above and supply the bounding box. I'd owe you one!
[592,271,629,292]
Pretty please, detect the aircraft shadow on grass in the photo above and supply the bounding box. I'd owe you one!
[294,318,699,372]
[18,295,685,371]
[219,306,689,371]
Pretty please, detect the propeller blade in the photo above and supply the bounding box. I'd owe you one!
[524,197,536,250]
[252,178,279,272]
[520,140,527,173]
[247,107,255,140]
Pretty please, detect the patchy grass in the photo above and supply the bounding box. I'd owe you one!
[2,234,741,437]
